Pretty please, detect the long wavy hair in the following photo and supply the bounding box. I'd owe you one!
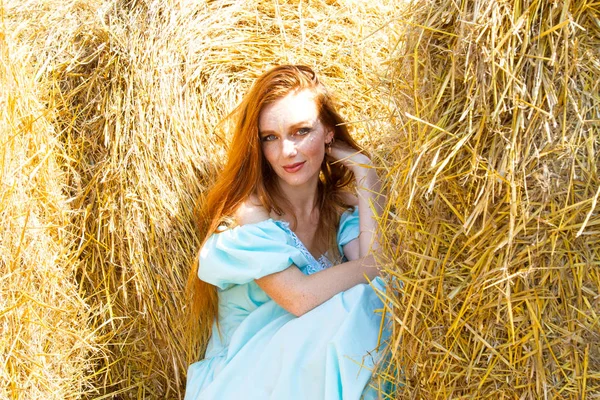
[187,65,366,334]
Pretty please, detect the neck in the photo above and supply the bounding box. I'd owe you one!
[276,177,320,221]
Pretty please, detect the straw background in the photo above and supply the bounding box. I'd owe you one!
[382,0,600,398]
[1,0,598,398]
[1,21,94,398]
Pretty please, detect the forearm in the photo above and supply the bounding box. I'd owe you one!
[328,142,385,257]
[355,167,385,257]
[300,255,378,312]
[256,255,378,317]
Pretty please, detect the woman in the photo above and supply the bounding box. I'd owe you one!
[185,65,389,399]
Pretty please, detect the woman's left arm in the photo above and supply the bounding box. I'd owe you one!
[355,163,383,257]
[329,142,385,258]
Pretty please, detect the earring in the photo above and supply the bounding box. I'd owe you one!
[326,137,335,153]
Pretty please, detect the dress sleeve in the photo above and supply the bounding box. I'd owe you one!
[337,206,360,256]
[198,220,309,290]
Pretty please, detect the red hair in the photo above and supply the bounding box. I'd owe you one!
[186,65,365,337]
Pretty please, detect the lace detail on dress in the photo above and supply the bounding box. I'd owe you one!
[272,220,332,275]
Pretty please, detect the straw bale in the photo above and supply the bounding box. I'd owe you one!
[0,18,95,399]
[382,0,600,398]
[3,0,403,397]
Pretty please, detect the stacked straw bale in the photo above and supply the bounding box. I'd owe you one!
[382,0,599,398]
[0,14,95,399]
[2,0,401,397]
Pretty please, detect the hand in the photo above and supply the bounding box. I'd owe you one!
[359,254,381,280]
[326,140,372,177]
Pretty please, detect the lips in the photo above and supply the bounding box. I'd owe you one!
[282,161,305,173]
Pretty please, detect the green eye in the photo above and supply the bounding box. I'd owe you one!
[297,128,311,135]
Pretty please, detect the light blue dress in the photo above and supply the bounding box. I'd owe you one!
[185,208,389,400]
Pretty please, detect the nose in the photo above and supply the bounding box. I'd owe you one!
[282,138,297,157]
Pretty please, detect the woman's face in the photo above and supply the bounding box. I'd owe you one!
[258,89,333,191]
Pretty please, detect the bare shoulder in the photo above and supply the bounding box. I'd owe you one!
[340,191,359,207]
[234,194,270,226]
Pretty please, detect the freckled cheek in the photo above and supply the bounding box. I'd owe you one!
[261,144,279,168]
[297,136,325,161]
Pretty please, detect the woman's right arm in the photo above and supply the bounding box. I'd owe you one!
[235,196,378,317]
[255,255,378,317]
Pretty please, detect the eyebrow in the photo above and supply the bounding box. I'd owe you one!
[259,120,315,136]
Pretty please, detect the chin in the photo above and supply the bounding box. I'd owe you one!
[277,172,319,188]
[281,178,310,187]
